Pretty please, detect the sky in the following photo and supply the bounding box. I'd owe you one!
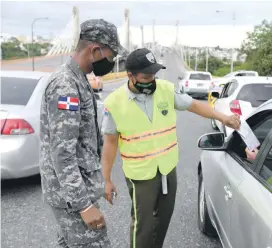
[1,0,272,48]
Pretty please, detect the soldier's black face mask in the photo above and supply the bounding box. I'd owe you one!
[133,78,157,95]
[92,47,115,76]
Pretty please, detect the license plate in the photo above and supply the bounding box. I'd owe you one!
[197,83,203,87]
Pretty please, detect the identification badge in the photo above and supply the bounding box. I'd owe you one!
[162,175,168,195]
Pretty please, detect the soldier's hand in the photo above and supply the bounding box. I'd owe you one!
[80,206,105,230]
[104,180,117,205]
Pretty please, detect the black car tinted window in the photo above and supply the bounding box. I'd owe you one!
[237,84,272,107]
[1,77,39,105]
[189,73,211,80]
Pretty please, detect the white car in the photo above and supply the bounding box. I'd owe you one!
[178,71,213,98]
[0,70,104,180]
[211,77,272,136]
[197,99,272,248]
[213,70,259,88]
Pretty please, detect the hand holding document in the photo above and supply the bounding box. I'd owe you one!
[237,119,260,151]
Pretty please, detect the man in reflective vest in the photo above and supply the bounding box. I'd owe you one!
[101,48,241,248]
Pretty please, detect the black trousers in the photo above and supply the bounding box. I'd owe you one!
[126,168,177,248]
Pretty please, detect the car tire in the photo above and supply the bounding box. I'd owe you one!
[211,119,218,130]
[198,172,218,237]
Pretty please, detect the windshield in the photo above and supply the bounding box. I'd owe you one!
[237,84,272,107]
[1,77,39,105]
[189,73,211,80]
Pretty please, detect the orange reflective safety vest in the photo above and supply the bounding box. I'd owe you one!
[104,80,179,180]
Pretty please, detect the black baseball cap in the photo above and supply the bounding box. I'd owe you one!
[125,48,166,74]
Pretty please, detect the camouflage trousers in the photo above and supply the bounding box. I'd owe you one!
[50,204,111,248]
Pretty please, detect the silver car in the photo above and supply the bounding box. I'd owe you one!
[178,71,213,98]
[1,71,104,180]
[197,99,272,248]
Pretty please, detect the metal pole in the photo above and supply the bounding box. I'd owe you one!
[175,20,179,46]
[188,50,191,68]
[230,12,236,72]
[116,55,120,78]
[206,47,209,72]
[140,25,144,48]
[152,19,155,52]
[31,22,34,71]
[195,48,198,71]
[31,17,48,71]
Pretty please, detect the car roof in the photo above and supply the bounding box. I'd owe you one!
[1,70,51,80]
[232,76,272,85]
[186,71,211,74]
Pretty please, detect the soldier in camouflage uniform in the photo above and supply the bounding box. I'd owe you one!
[39,19,125,248]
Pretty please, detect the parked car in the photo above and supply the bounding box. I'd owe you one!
[197,99,272,248]
[213,70,259,88]
[87,73,103,92]
[178,71,213,98]
[211,77,272,135]
[0,71,104,180]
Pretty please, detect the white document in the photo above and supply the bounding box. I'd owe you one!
[162,175,168,195]
[237,119,260,151]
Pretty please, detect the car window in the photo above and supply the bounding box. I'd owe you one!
[189,73,211,80]
[228,111,272,161]
[220,82,232,98]
[1,77,39,105]
[236,72,256,76]
[259,147,272,186]
[225,82,238,97]
[236,84,272,107]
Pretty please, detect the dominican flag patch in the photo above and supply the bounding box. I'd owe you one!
[104,107,109,116]
[58,96,79,111]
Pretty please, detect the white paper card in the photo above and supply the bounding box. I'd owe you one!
[237,119,260,151]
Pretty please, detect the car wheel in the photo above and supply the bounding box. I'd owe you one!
[211,119,218,130]
[198,171,217,237]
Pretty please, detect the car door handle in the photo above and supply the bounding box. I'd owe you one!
[224,186,232,200]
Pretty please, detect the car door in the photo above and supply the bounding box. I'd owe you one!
[228,112,272,248]
[206,134,249,248]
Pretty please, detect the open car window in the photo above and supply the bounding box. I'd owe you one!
[227,110,272,168]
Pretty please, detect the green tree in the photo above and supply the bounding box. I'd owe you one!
[240,20,272,76]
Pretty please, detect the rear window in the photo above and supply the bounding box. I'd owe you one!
[236,72,256,76]
[189,73,211,80]
[1,77,38,105]
[237,84,272,107]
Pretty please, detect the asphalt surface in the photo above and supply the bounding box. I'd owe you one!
[1,49,222,248]
[2,55,70,71]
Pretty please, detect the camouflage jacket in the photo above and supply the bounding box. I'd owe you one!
[39,57,103,211]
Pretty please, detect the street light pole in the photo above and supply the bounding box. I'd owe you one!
[216,10,235,73]
[31,17,48,71]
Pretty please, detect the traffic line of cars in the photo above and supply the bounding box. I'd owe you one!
[0,70,105,180]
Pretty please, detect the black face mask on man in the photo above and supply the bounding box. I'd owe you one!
[92,48,115,76]
[133,78,157,95]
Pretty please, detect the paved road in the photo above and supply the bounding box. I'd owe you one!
[2,55,70,72]
[1,49,221,248]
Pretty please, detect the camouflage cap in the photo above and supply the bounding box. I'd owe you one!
[80,19,126,56]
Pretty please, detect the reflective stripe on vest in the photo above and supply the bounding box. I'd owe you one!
[120,124,176,143]
[104,80,179,180]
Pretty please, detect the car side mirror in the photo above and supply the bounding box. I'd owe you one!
[198,132,225,150]
[178,76,183,80]
[211,92,220,98]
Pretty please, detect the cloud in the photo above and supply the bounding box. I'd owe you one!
[1,1,271,47]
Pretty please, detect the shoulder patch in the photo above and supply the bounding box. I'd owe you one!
[58,96,79,111]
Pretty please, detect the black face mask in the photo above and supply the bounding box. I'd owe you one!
[93,57,115,76]
[133,79,157,95]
